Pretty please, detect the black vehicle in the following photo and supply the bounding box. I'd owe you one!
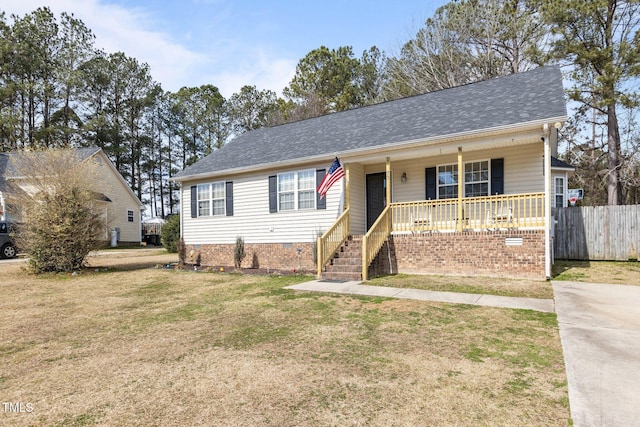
[0,221,17,259]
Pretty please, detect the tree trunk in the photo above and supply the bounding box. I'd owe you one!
[607,103,623,205]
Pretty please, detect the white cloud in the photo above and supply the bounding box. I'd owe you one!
[204,50,296,98]
[2,0,297,96]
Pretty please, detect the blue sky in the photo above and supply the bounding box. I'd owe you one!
[3,0,445,97]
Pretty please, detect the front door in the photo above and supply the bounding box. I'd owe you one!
[366,172,387,230]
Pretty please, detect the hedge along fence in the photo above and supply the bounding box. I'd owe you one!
[554,205,640,261]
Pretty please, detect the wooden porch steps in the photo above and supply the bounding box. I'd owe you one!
[321,235,363,281]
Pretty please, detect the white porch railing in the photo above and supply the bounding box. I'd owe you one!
[317,192,546,281]
[316,207,350,278]
[391,192,545,233]
[362,205,391,281]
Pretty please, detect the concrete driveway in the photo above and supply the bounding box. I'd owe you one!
[553,281,640,427]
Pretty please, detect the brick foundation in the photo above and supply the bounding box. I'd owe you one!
[386,230,546,280]
[186,242,316,272]
[188,230,547,280]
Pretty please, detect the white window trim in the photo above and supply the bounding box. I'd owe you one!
[464,159,490,198]
[436,163,458,199]
[277,169,316,211]
[127,209,134,222]
[437,159,491,199]
[554,175,566,208]
[196,181,226,217]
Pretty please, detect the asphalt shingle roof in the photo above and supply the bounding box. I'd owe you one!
[551,157,574,169]
[175,66,567,180]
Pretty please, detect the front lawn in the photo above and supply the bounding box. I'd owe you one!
[368,273,554,299]
[0,252,569,426]
[553,259,640,285]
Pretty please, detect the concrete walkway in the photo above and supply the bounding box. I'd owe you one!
[286,279,640,427]
[285,280,555,312]
[553,281,640,427]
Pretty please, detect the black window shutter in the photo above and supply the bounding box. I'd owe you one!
[225,181,233,216]
[425,167,436,200]
[491,158,504,195]
[190,186,197,218]
[316,169,326,210]
[268,175,277,213]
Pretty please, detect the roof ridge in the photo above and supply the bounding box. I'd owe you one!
[264,66,560,130]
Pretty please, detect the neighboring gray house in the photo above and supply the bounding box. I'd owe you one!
[0,147,143,244]
[173,66,570,280]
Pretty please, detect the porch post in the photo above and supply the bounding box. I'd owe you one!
[345,163,350,211]
[543,125,552,279]
[385,157,391,206]
[457,147,463,232]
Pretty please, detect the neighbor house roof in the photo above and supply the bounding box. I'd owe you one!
[0,147,142,208]
[174,66,567,182]
[551,157,575,170]
[0,146,102,179]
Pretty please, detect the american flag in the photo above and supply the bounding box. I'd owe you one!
[317,157,345,199]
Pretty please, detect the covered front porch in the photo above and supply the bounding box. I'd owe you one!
[317,130,555,280]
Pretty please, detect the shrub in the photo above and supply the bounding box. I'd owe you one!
[161,214,180,253]
[234,236,246,268]
[11,149,105,273]
[177,237,186,265]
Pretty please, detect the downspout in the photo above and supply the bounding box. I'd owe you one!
[180,184,184,252]
[543,124,551,279]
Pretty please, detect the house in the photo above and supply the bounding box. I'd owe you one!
[0,147,143,245]
[172,66,569,280]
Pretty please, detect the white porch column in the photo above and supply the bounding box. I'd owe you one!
[543,124,552,279]
[457,147,463,232]
[344,163,350,211]
[385,157,391,206]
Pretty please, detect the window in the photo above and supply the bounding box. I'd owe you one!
[437,164,458,199]
[464,161,489,197]
[298,170,316,209]
[438,160,490,199]
[212,182,225,215]
[277,170,316,211]
[197,183,211,216]
[555,176,565,208]
[278,172,295,211]
[197,182,226,216]
[127,210,134,222]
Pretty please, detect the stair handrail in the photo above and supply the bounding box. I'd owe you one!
[362,205,391,281]
[317,207,350,278]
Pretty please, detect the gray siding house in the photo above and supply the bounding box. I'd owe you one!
[173,66,569,280]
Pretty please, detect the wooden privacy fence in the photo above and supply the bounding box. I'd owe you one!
[554,205,640,260]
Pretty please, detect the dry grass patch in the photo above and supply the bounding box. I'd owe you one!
[553,259,640,285]
[368,273,554,299]
[0,253,569,426]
